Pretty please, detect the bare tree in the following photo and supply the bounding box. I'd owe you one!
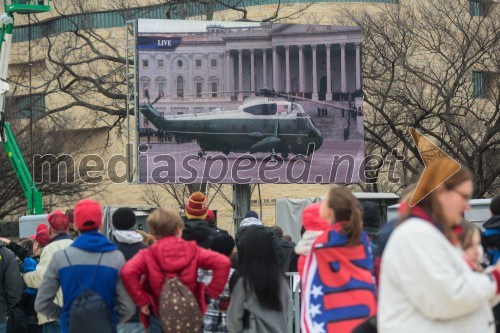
[142,183,232,211]
[0,111,105,219]
[341,0,500,197]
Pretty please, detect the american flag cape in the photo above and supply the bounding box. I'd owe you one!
[301,223,377,333]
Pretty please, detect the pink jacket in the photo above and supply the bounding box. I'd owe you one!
[296,203,330,276]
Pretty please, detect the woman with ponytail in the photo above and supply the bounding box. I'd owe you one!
[301,185,377,333]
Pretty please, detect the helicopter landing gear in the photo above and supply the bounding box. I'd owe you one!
[294,154,307,160]
[197,150,206,159]
[269,149,278,162]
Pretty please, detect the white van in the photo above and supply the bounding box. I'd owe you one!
[386,198,492,228]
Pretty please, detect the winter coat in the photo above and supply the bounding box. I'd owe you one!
[482,215,500,263]
[112,230,148,261]
[34,231,135,333]
[23,233,73,325]
[183,218,218,249]
[0,242,23,323]
[235,222,285,269]
[120,235,231,329]
[6,241,33,262]
[379,217,498,333]
[227,276,290,333]
[279,239,295,273]
[112,230,148,323]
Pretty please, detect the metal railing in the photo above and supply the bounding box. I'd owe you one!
[285,272,301,333]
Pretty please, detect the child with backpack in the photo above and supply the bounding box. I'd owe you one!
[227,227,290,333]
[120,207,231,333]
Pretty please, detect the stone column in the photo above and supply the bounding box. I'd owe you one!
[238,49,243,101]
[202,54,208,99]
[312,44,318,101]
[298,45,304,94]
[285,45,290,94]
[165,55,172,100]
[225,50,230,98]
[250,49,255,95]
[262,49,267,87]
[326,44,332,101]
[340,42,346,93]
[229,51,234,99]
[272,46,279,92]
[355,42,361,90]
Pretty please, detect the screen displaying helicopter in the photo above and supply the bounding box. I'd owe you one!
[136,19,365,184]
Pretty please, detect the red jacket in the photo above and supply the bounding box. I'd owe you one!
[120,236,231,328]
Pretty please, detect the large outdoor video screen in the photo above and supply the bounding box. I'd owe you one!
[136,19,365,184]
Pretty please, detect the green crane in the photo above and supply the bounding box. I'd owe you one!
[0,1,51,215]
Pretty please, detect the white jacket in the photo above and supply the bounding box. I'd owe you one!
[378,217,497,333]
[24,236,73,325]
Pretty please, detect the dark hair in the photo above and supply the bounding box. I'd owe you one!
[237,227,284,311]
[325,186,363,246]
[491,194,500,216]
[403,158,473,242]
[19,238,33,253]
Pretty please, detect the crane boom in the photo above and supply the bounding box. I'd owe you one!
[0,1,51,215]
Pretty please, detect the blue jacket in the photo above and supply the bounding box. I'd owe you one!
[35,231,135,333]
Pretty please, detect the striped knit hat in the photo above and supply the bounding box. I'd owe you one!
[185,192,208,220]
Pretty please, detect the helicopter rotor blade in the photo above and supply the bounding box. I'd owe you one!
[140,87,363,113]
[152,94,162,105]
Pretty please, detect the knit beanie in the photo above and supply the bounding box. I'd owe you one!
[211,234,235,257]
[74,199,102,232]
[244,210,259,219]
[185,192,208,220]
[112,208,136,230]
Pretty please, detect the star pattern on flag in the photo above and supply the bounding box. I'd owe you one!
[310,303,321,318]
[311,320,326,333]
[311,284,323,299]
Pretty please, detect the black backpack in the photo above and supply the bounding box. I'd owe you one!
[64,251,114,333]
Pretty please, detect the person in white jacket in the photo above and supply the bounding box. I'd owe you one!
[378,158,500,333]
[24,210,73,333]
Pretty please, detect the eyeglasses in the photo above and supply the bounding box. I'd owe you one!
[450,188,472,201]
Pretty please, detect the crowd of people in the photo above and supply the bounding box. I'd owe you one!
[0,157,499,333]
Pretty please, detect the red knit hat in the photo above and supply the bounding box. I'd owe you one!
[185,192,208,220]
[74,199,102,231]
[47,210,69,232]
